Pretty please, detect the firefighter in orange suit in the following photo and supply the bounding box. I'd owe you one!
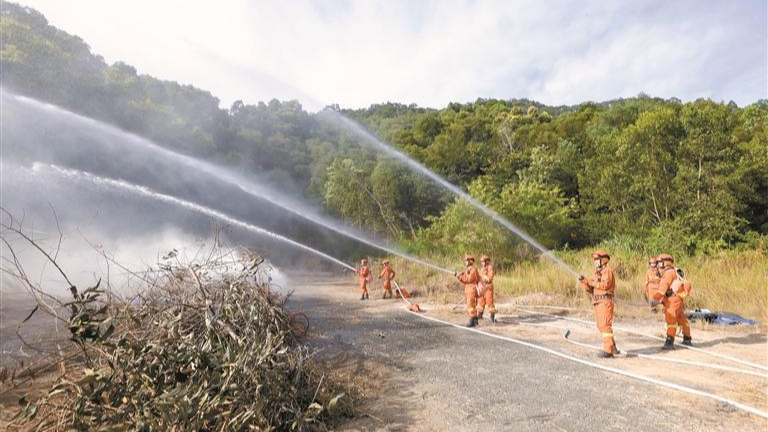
[579,250,619,358]
[358,259,371,300]
[643,256,660,306]
[378,260,396,299]
[476,255,496,323]
[650,254,692,349]
[455,254,480,327]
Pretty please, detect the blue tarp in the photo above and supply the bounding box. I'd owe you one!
[686,308,759,326]
[712,312,759,326]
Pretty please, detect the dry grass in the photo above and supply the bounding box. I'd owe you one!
[388,247,768,322]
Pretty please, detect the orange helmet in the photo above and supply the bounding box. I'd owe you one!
[591,250,610,264]
[648,256,657,265]
[382,260,390,265]
[480,254,490,263]
[464,254,475,262]
[657,254,674,265]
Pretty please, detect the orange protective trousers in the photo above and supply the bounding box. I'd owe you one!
[663,296,691,338]
[464,286,478,318]
[359,280,369,295]
[458,266,480,318]
[594,299,617,354]
[477,287,495,314]
[477,264,495,314]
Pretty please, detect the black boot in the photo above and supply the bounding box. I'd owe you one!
[662,336,675,350]
[597,351,614,358]
[360,294,365,300]
[364,292,369,300]
[682,336,693,346]
[490,313,496,323]
[478,312,484,320]
[466,317,478,328]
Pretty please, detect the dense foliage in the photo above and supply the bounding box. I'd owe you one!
[3,2,766,261]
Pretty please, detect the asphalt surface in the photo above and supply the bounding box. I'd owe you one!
[284,278,763,432]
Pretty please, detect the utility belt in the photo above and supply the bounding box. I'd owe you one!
[665,289,676,298]
[592,294,613,302]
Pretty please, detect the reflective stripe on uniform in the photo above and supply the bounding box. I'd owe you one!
[601,332,614,338]
[666,324,678,329]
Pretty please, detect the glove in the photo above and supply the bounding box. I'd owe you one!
[649,299,661,308]
[454,272,459,277]
[578,275,585,281]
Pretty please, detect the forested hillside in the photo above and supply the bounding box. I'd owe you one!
[2,2,766,264]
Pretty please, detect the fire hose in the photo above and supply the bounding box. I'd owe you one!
[512,320,768,379]
[515,307,768,372]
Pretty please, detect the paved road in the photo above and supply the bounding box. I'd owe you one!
[285,278,761,432]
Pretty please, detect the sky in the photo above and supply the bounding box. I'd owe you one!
[18,0,768,110]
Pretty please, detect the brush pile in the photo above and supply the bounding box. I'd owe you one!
[11,245,351,431]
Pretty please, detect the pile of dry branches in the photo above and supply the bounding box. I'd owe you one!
[1,213,352,431]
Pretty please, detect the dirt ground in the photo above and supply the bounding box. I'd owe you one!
[0,292,67,428]
[2,279,767,431]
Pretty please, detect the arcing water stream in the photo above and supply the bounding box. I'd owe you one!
[6,91,573,278]
[31,163,356,272]
[4,93,453,275]
[321,110,580,278]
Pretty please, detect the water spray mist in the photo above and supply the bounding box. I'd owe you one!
[31,163,356,272]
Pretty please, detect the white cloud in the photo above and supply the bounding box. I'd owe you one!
[17,0,767,109]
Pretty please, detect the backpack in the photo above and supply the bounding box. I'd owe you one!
[671,268,693,297]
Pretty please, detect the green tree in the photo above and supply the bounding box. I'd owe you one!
[673,101,745,247]
[324,158,383,234]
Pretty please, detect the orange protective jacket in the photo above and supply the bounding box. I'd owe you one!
[653,267,692,301]
[643,268,660,296]
[652,267,677,301]
[581,266,616,303]
[458,265,480,289]
[358,266,371,287]
[480,264,495,291]
[379,266,396,290]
